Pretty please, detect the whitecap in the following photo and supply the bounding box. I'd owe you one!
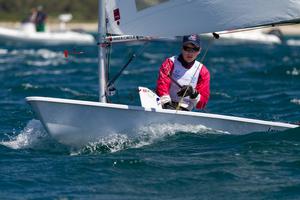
[0,48,8,55]
[291,98,300,105]
[36,49,64,59]
[15,69,64,76]
[71,123,227,155]
[214,92,231,98]
[59,87,86,96]
[287,39,300,46]
[286,68,300,76]
[10,49,62,58]
[123,67,157,75]
[72,57,98,63]
[70,134,132,155]
[0,120,48,149]
[21,83,41,90]
[26,59,66,67]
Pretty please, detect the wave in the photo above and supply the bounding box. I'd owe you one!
[0,48,67,67]
[0,119,48,149]
[0,48,97,67]
[0,48,8,55]
[291,99,300,105]
[1,120,218,155]
[2,119,298,156]
[10,49,63,59]
[72,123,226,155]
[286,68,300,76]
[287,39,300,46]
[0,120,67,153]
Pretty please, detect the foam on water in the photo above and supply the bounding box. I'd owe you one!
[25,59,66,67]
[291,98,300,105]
[0,120,50,150]
[0,48,67,68]
[21,83,41,90]
[10,49,63,58]
[0,48,8,55]
[72,134,133,155]
[287,39,300,46]
[123,67,157,75]
[1,119,224,155]
[286,68,300,76]
[72,123,226,155]
[15,68,65,76]
[72,57,98,63]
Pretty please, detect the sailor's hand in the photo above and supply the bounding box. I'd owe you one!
[177,85,199,99]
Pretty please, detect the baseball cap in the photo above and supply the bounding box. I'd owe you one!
[182,34,201,47]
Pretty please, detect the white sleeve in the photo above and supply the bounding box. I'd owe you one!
[160,95,171,105]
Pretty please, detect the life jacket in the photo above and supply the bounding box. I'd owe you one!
[169,56,202,109]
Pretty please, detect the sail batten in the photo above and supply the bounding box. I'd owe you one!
[106,0,300,37]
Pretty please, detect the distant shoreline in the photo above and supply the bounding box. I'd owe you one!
[0,22,98,32]
[0,22,300,35]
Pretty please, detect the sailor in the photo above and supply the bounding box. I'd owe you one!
[35,6,47,32]
[156,34,210,111]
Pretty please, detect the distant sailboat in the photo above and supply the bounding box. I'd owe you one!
[26,0,300,147]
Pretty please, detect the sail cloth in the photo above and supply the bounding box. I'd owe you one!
[106,0,300,37]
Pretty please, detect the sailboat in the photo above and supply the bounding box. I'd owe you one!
[26,0,300,147]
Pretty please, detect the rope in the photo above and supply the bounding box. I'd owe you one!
[106,41,149,88]
[105,41,150,103]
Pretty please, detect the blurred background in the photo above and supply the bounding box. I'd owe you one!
[0,0,98,31]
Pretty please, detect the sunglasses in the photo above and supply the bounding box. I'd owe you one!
[182,45,200,52]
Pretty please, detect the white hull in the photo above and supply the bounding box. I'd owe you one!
[0,25,95,45]
[26,96,298,147]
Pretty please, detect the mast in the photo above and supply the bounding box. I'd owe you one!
[98,0,107,103]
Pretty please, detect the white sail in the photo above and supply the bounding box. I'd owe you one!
[106,0,300,37]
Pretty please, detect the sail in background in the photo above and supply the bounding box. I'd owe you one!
[106,0,300,37]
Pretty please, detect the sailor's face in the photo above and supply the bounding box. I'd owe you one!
[182,43,201,63]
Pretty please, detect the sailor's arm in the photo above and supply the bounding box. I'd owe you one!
[156,58,174,104]
[195,65,210,109]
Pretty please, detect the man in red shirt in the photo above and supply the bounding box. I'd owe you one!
[156,34,210,111]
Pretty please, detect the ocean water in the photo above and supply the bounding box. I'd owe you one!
[0,34,300,199]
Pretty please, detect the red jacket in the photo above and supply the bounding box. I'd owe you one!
[156,57,210,109]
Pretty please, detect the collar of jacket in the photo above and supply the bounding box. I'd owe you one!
[178,54,195,69]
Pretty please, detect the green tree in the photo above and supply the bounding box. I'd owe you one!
[0,0,98,22]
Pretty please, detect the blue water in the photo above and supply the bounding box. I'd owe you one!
[0,34,300,199]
